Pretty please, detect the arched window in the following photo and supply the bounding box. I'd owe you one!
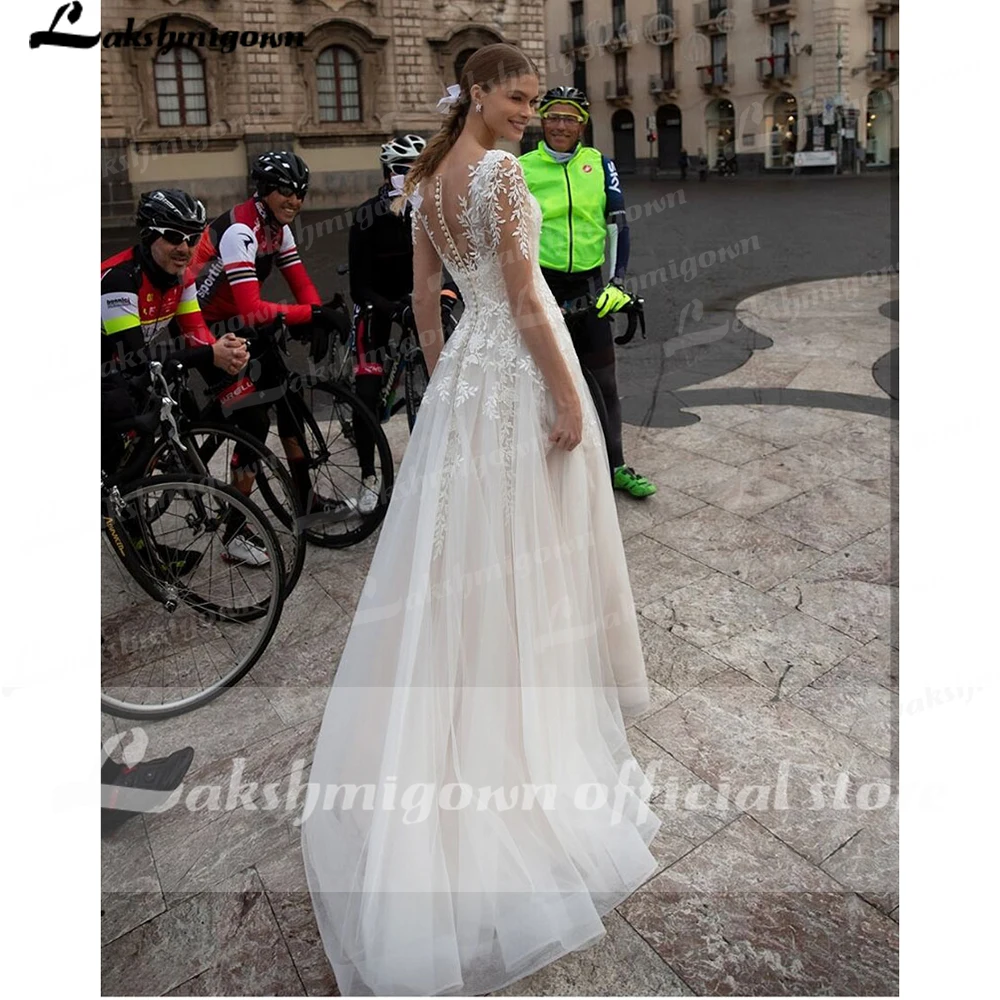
[454,48,477,86]
[317,46,361,122]
[154,47,208,127]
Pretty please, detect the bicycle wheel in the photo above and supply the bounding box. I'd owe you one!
[144,423,306,598]
[101,475,286,720]
[283,379,395,548]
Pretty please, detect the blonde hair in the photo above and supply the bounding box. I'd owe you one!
[391,43,538,215]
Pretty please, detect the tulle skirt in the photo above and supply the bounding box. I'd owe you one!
[301,301,661,996]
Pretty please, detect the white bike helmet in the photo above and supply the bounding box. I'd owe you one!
[379,133,427,170]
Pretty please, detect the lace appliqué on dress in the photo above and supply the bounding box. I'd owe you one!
[416,150,555,560]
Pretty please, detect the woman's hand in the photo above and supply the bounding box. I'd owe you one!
[549,392,583,451]
[212,333,249,376]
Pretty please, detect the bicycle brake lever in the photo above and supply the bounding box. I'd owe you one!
[633,297,647,339]
[160,395,187,451]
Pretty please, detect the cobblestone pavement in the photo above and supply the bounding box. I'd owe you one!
[101,177,898,995]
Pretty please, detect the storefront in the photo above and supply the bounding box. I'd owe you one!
[865,89,893,166]
[656,104,682,170]
[611,109,636,173]
[765,92,798,169]
[704,98,735,169]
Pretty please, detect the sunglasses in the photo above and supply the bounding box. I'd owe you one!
[150,227,202,247]
[542,112,586,124]
[275,184,307,199]
[388,164,412,177]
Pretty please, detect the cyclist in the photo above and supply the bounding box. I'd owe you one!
[348,133,459,513]
[520,86,657,498]
[187,150,351,520]
[101,189,248,480]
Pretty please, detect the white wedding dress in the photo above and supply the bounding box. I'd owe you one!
[302,148,661,996]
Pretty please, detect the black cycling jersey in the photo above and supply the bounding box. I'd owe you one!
[348,182,415,316]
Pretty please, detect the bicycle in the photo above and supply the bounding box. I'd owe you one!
[101,468,286,720]
[109,362,306,598]
[562,290,646,346]
[328,265,460,434]
[204,313,395,549]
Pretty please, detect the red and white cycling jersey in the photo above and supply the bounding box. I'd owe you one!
[188,196,320,328]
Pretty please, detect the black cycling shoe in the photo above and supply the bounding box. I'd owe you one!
[101,746,195,836]
[305,493,357,523]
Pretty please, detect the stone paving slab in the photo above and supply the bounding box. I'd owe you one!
[620,888,898,996]
[102,275,897,995]
[101,869,303,996]
[646,504,828,591]
[491,908,695,997]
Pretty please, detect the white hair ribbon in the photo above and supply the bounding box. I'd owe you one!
[435,83,461,114]
[391,172,422,212]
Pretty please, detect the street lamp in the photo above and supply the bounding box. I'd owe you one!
[789,29,812,57]
[834,24,845,172]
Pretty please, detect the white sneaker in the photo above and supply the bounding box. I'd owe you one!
[222,533,271,567]
[358,475,381,515]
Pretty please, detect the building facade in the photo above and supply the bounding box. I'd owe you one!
[101,0,547,225]
[542,0,899,174]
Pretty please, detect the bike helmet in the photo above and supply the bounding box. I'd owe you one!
[379,133,427,171]
[136,189,207,238]
[251,150,310,197]
[539,86,591,120]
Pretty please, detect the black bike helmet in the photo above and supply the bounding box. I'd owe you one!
[251,150,310,198]
[538,86,591,120]
[136,189,207,238]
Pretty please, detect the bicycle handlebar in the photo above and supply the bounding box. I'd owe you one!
[560,292,647,346]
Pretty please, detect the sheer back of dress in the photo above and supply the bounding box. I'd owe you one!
[418,152,482,272]
[413,147,538,288]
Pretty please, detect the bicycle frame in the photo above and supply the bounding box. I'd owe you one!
[340,302,427,424]
[218,317,336,472]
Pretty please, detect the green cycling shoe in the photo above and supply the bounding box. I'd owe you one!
[613,465,657,498]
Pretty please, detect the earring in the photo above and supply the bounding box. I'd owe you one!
[475,102,483,114]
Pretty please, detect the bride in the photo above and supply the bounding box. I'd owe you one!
[302,43,661,996]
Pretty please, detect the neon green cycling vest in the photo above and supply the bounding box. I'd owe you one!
[519,143,606,273]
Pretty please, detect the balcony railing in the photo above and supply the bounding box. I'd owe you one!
[649,72,679,95]
[598,22,635,51]
[697,63,733,90]
[869,48,899,75]
[752,0,798,19]
[643,12,677,45]
[604,78,634,101]
[756,53,797,82]
[694,0,729,28]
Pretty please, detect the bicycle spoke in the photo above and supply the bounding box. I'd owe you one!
[102,477,285,719]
